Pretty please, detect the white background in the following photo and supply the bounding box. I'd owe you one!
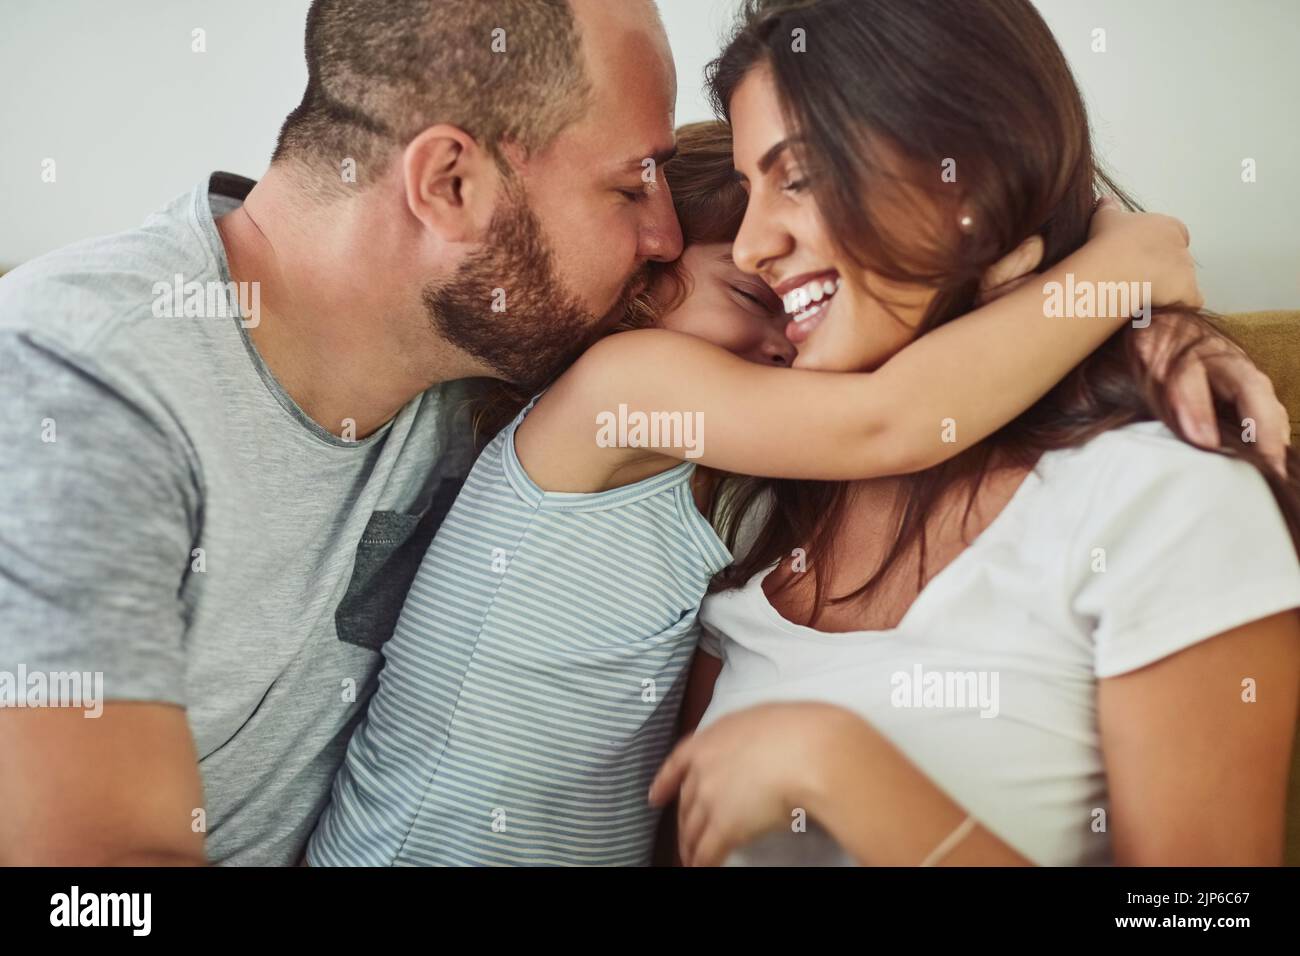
[1,0,1296,310]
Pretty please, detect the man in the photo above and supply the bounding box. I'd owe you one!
[0,0,681,865]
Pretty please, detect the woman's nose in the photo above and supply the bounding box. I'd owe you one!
[732,193,790,278]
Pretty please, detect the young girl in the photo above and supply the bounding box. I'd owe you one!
[305,119,1203,866]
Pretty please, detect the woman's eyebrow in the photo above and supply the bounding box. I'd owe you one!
[757,139,792,174]
[733,138,798,183]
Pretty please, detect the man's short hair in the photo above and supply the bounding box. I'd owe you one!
[272,0,591,189]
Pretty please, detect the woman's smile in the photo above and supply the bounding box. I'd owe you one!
[774,270,842,344]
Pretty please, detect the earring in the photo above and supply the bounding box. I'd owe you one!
[958,214,975,234]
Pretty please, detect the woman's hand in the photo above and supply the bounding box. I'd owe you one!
[648,701,852,866]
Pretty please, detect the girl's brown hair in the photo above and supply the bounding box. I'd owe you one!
[704,0,1300,621]
[623,120,753,329]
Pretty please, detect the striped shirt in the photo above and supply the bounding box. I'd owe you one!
[307,393,732,866]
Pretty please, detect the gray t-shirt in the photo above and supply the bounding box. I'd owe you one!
[0,173,479,865]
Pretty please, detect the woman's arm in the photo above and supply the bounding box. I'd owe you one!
[650,699,1032,866]
[650,612,1300,866]
[524,206,1197,488]
[1098,611,1300,864]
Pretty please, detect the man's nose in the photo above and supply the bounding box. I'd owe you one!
[638,182,684,263]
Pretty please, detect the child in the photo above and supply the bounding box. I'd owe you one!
[306,122,1179,866]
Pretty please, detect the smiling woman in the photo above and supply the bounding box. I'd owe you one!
[654,0,1300,869]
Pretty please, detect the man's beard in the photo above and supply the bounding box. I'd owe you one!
[423,183,648,395]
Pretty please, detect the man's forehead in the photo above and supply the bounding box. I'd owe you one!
[616,144,678,173]
[547,0,677,171]
[554,92,675,173]
[574,0,676,109]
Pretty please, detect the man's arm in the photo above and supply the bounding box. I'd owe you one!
[0,704,207,865]
[0,331,205,864]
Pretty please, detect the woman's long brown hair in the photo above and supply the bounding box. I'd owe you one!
[704,0,1300,622]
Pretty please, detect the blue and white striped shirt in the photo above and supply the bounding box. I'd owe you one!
[308,394,732,865]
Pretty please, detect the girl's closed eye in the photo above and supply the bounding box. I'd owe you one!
[654,242,796,367]
[730,281,780,317]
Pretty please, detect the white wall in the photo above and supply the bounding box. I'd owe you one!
[3,0,1296,310]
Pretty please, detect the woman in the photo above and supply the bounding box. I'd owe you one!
[650,0,1300,866]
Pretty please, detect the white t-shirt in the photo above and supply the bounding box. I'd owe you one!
[697,422,1300,866]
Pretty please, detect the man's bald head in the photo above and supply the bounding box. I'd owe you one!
[273,0,598,191]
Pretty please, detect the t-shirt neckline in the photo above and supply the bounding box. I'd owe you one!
[197,172,397,451]
[750,464,1046,641]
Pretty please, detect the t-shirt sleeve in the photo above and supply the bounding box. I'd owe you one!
[0,332,195,705]
[1068,435,1300,679]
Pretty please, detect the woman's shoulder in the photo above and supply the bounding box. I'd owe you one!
[1031,421,1300,679]
[1039,419,1276,510]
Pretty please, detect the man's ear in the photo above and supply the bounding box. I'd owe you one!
[978,234,1045,303]
[401,124,498,243]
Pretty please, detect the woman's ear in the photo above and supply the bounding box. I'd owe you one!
[978,234,1045,303]
[402,124,498,243]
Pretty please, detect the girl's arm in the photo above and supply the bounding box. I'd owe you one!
[522,206,1198,487]
[652,649,723,866]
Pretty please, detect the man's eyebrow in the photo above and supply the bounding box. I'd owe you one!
[621,145,678,170]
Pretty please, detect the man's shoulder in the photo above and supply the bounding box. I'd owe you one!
[0,184,217,357]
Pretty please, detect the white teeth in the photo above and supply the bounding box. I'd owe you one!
[782,275,841,316]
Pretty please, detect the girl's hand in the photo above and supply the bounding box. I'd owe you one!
[1089,202,1289,469]
[982,202,1289,473]
[1134,313,1291,473]
[648,701,855,866]
[1087,198,1203,310]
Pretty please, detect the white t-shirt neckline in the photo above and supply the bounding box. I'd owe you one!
[744,466,1046,643]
